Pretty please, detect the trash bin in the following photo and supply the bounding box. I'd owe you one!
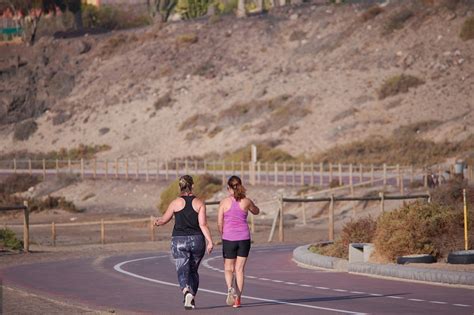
[349,243,374,263]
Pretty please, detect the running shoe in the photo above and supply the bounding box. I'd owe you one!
[226,287,235,306]
[184,291,194,310]
[233,297,241,308]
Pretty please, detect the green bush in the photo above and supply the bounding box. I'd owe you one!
[373,201,466,261]
[158,174,222,213]
[460,17,474,41]
[177,0,210,19]
[378,74,424,100]
[0,228,23,251]
[13,120,38,141]
[216,0,238,14]
[0,174,41,195]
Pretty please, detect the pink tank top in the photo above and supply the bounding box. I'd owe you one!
[222,198,250,241]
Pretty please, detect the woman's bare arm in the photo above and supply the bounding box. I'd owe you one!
[247,198,260,215]
[197,199,214,254]
[155,199,177,226]
[217,199,226,236]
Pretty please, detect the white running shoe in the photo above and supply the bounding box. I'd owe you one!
[226,287,235,306]
[184,291,194,310]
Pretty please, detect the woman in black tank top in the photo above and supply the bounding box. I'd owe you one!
[154,175,214,310]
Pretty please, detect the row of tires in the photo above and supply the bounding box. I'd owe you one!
[396,250,474,265]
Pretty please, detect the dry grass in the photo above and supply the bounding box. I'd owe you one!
[460,16,474,41]
[154,92,174,110]
[383,9,414,34]
[361,5,384,22]
[378,74,424,100]
[392,120,441,138]
[0,174,41,195]
[13,120,38,141]
[179,114,215,131]
[176,33,199,44]
[314,134,474,166]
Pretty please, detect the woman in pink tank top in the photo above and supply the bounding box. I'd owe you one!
[218,175,260,308]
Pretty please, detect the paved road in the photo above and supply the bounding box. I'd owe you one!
[1,245,472,314]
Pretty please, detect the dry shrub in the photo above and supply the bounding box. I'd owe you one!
[179,114,215,131]
[373,201,468,261]
[0,194,79,213]
[207,126,222,138]
[378,74,424,100]
[101,33,138,56]
[154,92,174,110]
[13,120,38,141]
[361,5,384,22]
[158,174,221,213]
[383,9,414,34]
[393,120,441,137]
[460,16,474,41]
[329,179,340,188]
[310,216,377,259]
[0,174,41,195]
[315,134,474,166]
[177,33,199,44]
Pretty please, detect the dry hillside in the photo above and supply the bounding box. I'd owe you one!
[1,0,473,162]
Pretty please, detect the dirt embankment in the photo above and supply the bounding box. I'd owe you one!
[0,0,473,160]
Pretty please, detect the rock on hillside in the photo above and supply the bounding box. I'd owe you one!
[0,0,473,160]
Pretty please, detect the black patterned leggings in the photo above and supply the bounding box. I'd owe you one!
[171,235,206,295]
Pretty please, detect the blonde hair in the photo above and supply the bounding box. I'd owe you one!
[179,175,193,193]
[228,175,246,201]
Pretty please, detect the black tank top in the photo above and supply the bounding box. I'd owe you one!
[172,196,203,236]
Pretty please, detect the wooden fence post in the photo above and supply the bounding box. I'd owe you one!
[410,165,414,184]
[278,196,284,242]
[257,161,261,184]
[319,162,323,186]
[329,163,333,184]
[329,195,334,242]
[310,162,315,186]
[370,164,374,186]
[51,221,56,247]
[222,160,226,184]
[379,192,385,213]
[80,158,84,180]
[28,159,32,175]
[274,162,278,186]
[283,163,287,186]
[146,158,149,182]
[302,202,306,225]
[68,158,71,173]
[300,162,304,186]
[150,216,155,241]
[100,219,105,244]
[105,160,109,179]
[400,171,404,194]
[23,201,29,252]
[292,162,296,186]
[266,162,269,185]
[383,163,387,187]
[13,158,17,174]
[250,213,255,233]
[43,159,46,180]
[396,164,400,186]
[136,159,139,180]
[424,166,428,188]
[56,159,59,177]
[93,158,97,179]
[349,164,353,193]
[359,163,363,184]
[125,159,129,180]
[338,163,342,186]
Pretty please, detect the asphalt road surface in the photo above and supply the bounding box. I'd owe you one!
[2,245,473,314]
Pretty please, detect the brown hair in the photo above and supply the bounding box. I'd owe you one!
[179,175,194,193]
[228,175,246,201]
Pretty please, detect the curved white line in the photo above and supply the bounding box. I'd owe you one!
[113,255,366,314]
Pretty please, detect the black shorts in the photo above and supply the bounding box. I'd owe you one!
[222,239,251,259]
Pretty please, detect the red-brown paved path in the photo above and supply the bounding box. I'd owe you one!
[1,245,473,314]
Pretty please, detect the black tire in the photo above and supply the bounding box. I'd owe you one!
[396,254,436,264]
[447,250,474,264]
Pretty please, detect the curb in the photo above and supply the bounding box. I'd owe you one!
[293,244,474,286]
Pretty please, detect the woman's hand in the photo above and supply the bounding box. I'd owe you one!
[206,241,214,254]
[154,217,161,226]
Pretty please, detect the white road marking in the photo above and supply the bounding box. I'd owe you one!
[202,254,472,309]
[259,278,270,281]
[113,256,367,315]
